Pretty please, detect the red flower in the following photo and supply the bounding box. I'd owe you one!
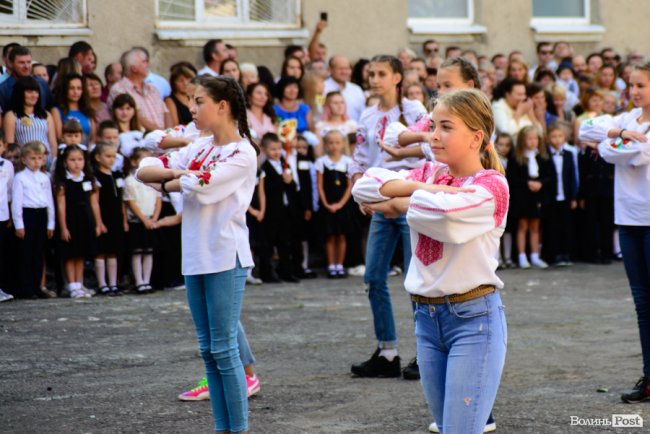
[197,171,211,186]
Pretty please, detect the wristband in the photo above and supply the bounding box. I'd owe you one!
[161,180,168,194]
[619,129,626,139]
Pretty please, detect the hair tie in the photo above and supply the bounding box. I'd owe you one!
[485,142,493,152]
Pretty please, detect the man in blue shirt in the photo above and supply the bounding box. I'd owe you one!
[0,46,54,113]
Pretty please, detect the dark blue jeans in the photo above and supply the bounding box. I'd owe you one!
[619,226,650,377]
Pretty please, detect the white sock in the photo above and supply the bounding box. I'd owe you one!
[247,267,253,279]
[107,258,118,287]
[519,253,528,263]
[613,229,621,254]
[69,282,81,291]
[335,264,343,271]
[503,233,512,260]
[132,254,143,285]
[94,259,107,287]
[142,254,153,285]
[530,252,540,262]
[302,241,309,270]
[328,264,336,271]
[379,348,398,361]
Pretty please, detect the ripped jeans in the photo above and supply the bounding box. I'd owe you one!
[415,291,507,434]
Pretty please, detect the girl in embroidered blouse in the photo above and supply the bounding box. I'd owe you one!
[352,89,508,434]
[136,75,258,434]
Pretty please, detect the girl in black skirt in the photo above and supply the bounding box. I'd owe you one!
[92,142,128,295]
[507,126,550,269]
[316,130,354,278]
[53,145,103,298]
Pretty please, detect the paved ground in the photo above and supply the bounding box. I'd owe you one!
[1,262,649,433]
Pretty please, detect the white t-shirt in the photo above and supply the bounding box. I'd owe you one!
[323,77,367,123]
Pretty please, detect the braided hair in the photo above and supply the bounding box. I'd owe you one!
[370,55,406,125]
[195,75,260,155]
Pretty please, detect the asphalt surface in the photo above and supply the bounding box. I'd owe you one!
[1,262,649,433]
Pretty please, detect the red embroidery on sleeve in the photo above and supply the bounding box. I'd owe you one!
[472,171,509,227]
[158,154,170,169]
[197,171,211,186]
[415,235,443,266]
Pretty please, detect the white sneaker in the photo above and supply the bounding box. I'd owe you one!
[0,289,14,302]
[70,289,86,299]
[388,265,402,276]
[81,285,95,296]
[347,265,366,277]
[519,257,531,269]
[531,258,549,269]
[429,419,496,433]
[246,275,263,285]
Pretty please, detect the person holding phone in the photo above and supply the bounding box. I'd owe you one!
[308,13,328,62]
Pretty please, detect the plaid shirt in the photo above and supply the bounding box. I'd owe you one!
[108,77,168,130]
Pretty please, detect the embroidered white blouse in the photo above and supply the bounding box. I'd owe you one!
[349,98,427,176]
[137,136,257,276]
[579,108,650,225]
[352,161,509,297]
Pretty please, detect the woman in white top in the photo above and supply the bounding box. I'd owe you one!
[136,76,258,434]
[579,62,650,404]
[353,89,507,433]
[492,77,539,139]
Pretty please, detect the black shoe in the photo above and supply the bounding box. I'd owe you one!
[261,275,281,283]
[351,348,401,378]
[621,377,650,403]
[402,357,420,380]
[279,274,300,283]
[303,268,317,279]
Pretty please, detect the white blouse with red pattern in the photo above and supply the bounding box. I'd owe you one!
[352,161,509,297]
[136,136,257,276]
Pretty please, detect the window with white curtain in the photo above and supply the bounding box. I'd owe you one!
[0,0,86,25]
[408,0,470,20]
[532,0,589,23]
[158,0,300,27]
[407,0,484,36]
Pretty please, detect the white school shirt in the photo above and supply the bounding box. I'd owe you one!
[11,168,55,230]
[123,174,160,221]
[352,162,508,297]
[0,158,14,221]
[349,98,428,176]
[579,108,650,225]
[142,122,202,151]
[315,155,353,174]
[119,130,145,158]
[137,136,257,275]
[323,77,367,123]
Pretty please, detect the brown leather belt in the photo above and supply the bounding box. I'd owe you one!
[410,284,496,305]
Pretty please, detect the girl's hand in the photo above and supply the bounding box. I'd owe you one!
[304,209,312,221]
[282,170,293,184]
[144,219,156,230]
[581,141,598,149]
[99,223,108,235]
[528,180,542,192]
[362,199,401,218]
[15,228,25,239]
[622,130,648,142]
[61,228,71,242]
[570,199,577,210]
[421,184,475,195]
[579,199,586,209]
[256,211,265,222]
[123,221,130,232]
[47,230,54,239]
[329,203,341,213]
[172,169,195,179]
[378,139,403,162]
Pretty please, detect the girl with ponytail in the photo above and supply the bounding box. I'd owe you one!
[347,54,427,380]
[136,75,257,434]
[352,88,508,433]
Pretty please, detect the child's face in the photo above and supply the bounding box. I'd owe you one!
[4,149,20,168]
[100,128,120,146]
[368,62,401,97]
[115,104,135,124]
[296,139,309,156]
[33,66,49,83]
[95,147,117,170]
[437,66,471,96]
[603,95,617,114]
[327,95,346,116]
[325,136,344,156]
[65,150,85,174]
[406,85,425,103]
[548,129,566,149]
[264,141,282,161]
[495,138,512,157]
[558,69,573,82]
[63,132,83,146]
[429,103,482,166]
[525,131,539,151]
[22,151,44,171]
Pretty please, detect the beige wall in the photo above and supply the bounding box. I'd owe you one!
[0,0,648,82]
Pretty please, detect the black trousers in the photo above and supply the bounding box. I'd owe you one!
[260,210,294,278]
[18,208,48,297]
[585,197,615,260]
[542,200,573,261]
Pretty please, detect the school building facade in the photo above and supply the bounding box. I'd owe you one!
[0,0,646,75]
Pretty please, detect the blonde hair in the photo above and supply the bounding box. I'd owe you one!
[547,82,566,99]
[22,140,46,157]
[322,129,350,156]
[514,125,547,166]
[436,89,504,175]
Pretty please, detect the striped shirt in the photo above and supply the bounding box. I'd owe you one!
[13,112,52,153]
[108,77,168,130]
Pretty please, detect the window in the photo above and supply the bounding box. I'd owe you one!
[532,0,588,24]
[0,0,86,26]
[407,0,485,36]
[530,0,603,41]
[158,0,300,27]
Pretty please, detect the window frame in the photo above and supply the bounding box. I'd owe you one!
[406,0,486,36]
[156,0,302,30]
[0,0,88,29]
[530,0,590,27]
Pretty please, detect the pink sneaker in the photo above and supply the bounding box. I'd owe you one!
[178,378,210,401]
[246,374,260,397]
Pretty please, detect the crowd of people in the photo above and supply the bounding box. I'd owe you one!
[1,20,650,433]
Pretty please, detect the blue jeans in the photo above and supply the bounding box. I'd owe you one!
[237,321,255,367]
[185,259,249,434]
[619,226,650,377]
[415,291,507,434]
[364,212,412,349]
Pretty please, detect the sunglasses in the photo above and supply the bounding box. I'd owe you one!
[540,50,553,55]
